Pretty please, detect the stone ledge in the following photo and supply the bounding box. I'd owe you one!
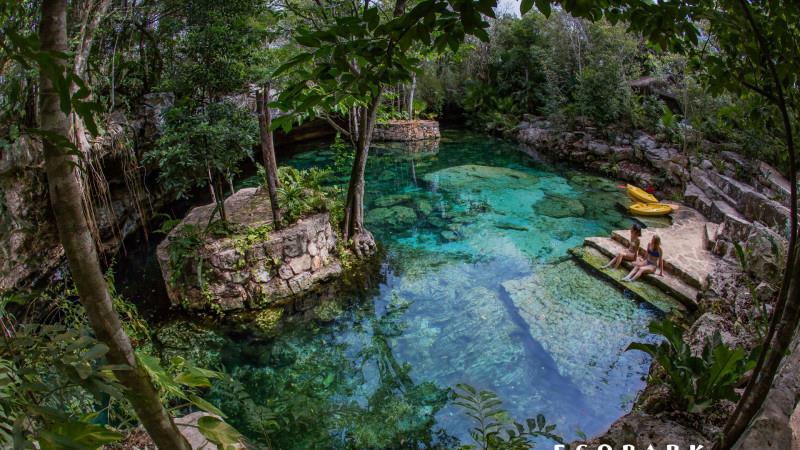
[373,120,440,141]
[156,188,343,313]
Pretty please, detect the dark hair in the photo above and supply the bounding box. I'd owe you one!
[631,223,642,236]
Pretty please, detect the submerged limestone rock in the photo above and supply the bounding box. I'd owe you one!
[422,164,539,192]
[156,188,343,314]
[533,194,586,218]
[365,205,417,230]
[501,260,659,406]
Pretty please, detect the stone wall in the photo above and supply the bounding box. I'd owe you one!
[156,188,342,313]
[0,94,175,293]
[373,120,440,142]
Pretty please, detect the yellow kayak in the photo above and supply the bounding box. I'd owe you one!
[627,184,658,203]
[629,202,673,216]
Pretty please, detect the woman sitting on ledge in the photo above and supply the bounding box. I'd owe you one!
[622,234,664,282]
[602,224,642,270]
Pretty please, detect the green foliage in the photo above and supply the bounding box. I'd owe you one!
[232,223,273,258]
[0,323,125,449]
[197,415,245,450]
[444,11,641,132]
[0,274,238,449]
[166,224,207,290]
[137,354,228,417]
[453,384,563,449]
[627,320,757,413]
[275,166,341,224]
[157,0,267,103]
[145,101,257,202]
[272,0,497,134]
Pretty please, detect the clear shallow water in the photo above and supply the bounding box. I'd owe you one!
[174,132,661,448]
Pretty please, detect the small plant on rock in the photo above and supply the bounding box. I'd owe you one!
[275,166,340,224]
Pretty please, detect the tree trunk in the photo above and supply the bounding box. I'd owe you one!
[406,73,416,120]
[343,89,383,256]
[719,3,799,448]
[256,85,283,227]
[213,173,228,224]
[38,2,191,449]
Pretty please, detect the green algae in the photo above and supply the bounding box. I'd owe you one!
[569,246,685,314]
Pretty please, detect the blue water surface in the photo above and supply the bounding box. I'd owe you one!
[194,131,661,448]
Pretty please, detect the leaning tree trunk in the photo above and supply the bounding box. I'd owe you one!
[256,85,282,227]
[718,3,799,448]
[38,1,191,449]
[406,73,416,120]
[342,90,383,256]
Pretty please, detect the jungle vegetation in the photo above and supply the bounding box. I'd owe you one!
[0,0,798,448]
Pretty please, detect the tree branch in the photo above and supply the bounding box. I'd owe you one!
[321,113,352,139]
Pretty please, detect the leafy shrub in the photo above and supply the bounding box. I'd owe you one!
[453,384,563,449]
[627,320,757,413]
[144,101,257,223]
[166,223,207,289]
[275,166,341,224]
[0,282,241,449]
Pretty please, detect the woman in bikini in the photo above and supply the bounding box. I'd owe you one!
[622,234,664,282]
[602,224,642,270]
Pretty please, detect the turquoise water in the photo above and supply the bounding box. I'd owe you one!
[164,132,661,448]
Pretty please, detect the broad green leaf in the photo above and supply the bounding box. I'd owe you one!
[197,415,243,450]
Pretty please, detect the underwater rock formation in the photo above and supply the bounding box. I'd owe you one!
[156,188,342,315]
[365,205,418,230]
[422,164,539,192]
[533,194,586,219]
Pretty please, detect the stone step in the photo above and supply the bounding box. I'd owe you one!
[583,237,698,310]
[684,182,716,221]
[685,178,756,237]
[706,170,792,233]
[705,223,720,249]
[610,228,707,290]
[569,244,687,314]
[690,167,739,208]
[757,161,793,207]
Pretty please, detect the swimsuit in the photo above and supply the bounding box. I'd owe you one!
[646,247,660,265]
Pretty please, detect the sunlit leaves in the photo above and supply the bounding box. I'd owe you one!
[138,354,227,417]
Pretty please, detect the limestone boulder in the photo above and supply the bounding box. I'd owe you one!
[576,412,710,449]
[686,313,739,356]
[156,188,344,314]
[365,205,417,230]
[533,194,585,219]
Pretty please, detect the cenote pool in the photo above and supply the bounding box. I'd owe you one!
[153,131,663,448]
